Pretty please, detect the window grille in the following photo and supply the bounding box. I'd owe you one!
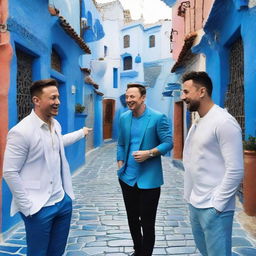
[16,49,34,121]
[225,36,245,138]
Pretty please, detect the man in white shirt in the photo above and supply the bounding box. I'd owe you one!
[181,71,244,256]
[3,78,92,256]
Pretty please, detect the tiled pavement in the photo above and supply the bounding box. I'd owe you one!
[0,142,256,256]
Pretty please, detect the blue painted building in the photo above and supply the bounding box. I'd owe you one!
[96,1,175,143]
[119,18,174,121]
[161,0,256,160]
[193,0,256,138]
[2,0,105,236]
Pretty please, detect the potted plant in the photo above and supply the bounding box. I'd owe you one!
[75,103,86,114]
[243,136,256,216]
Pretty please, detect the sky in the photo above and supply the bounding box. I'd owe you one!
[96,0,172,24]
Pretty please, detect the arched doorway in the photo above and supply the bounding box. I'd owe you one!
[103,99,115,140]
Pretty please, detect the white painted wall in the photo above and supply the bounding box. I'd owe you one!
[95,1,124,100]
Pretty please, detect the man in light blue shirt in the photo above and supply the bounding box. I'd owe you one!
[117,83,173,256]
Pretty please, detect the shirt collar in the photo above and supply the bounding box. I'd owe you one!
[31,109,54,129]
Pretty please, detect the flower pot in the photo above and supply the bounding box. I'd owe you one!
[243,150,256,216]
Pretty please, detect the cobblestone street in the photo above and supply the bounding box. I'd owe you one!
[0,142,256,255]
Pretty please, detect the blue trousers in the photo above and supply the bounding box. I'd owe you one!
[21,193,72,256]
[189,204,234,256]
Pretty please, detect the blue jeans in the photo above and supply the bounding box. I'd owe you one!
[20,193,72,256]
[189,204,234,256]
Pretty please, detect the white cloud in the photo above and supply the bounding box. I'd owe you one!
[96,0,171,23]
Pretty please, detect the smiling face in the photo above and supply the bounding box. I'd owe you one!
[126,87,146,115]
[181,79,206,112]
[33,86,60,123]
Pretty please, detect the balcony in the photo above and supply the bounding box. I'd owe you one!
[90,59,107,77]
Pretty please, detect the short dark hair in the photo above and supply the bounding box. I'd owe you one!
[182,71,213,97]
[30,78,58,98]
[127,83,146,96]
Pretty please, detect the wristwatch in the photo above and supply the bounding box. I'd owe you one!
[149,150,154,157]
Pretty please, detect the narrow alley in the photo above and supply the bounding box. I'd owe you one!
[0,142,255,256]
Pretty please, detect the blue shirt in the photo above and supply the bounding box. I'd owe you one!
[120,108,148,186]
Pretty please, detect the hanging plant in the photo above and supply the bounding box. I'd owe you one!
[75,103,86,113]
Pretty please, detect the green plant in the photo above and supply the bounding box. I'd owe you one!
[243,136,256,151]
[75,103,86,113]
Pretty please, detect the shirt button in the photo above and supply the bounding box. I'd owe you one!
[50,181,53,184]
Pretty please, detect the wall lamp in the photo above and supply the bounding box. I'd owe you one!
[178,1,191,17]
[71,85,76,94]
[0,23,8,33]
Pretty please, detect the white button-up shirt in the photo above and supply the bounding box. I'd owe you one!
[34,114,64,206]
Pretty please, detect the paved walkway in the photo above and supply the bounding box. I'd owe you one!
[0,142,256,255]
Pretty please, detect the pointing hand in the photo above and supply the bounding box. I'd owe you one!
[83,127,93,136]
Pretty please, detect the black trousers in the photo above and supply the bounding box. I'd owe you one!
[119,179,161,256]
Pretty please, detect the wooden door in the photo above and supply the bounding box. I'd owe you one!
[103,99,115,139]
[173,101,184,160]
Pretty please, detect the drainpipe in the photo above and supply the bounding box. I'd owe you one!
[0,0,13,237]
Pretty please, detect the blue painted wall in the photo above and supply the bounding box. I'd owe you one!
[94,94,103,147]
[3,0,88,233]
[193,0,256,138]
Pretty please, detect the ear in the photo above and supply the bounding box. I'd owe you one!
[199,87,206,98]
[32,96,40,106]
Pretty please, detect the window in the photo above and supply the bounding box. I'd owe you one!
[16,49,34,121]
[123,35,130,48]
[104,45,108,57]
[113,68,118,88]
[123,56,132,70]
[51,48,62,73]
[149,35,155,48]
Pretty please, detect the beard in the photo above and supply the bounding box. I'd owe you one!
[187,100,200,112]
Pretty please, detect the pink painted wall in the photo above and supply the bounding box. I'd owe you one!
[0,0,13,232]
[171,0,214,61]
[172,0,186,61]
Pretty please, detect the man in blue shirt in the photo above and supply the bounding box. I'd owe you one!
[117,83,173,256]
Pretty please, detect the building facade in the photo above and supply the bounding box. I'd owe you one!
[162,0,256,161]
[0,0,105,237]
[161,0,214,160]
[97,0,174,142]
[119,17,174,123]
